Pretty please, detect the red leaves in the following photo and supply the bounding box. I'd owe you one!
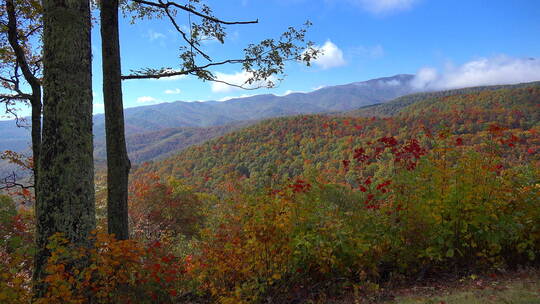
[349,136,426,171]
[289,179,312,193]
[499,134,520,148]
[393,139,426,170]
[364,177,372,185]
[378,136,398,148]
[455,137,463,146]
[363,194,378,210]
[488,124,506,136]
[376,180,392,193]
[353,147,369,163]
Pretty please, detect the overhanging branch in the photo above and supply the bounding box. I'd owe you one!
[130,0,258,25]
[121,58,247,80]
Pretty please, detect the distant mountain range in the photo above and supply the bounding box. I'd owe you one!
[135,81,540,190]
[3,74,537,176]
[92,74,416,139]
[1,74,416,166]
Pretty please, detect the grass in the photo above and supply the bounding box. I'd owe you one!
[387,270,540,304]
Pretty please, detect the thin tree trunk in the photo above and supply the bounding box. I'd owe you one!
[30,92,41,184]
[5,0,42,186]
[101,0,131,240]
[34,0,95,295]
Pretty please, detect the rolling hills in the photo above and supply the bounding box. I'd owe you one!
[100,80,540,165]
[346,81,540,118]
[1,74,416,170]
[91,74,416,138]
[134,82,540,191]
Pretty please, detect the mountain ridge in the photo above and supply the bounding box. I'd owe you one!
[134,82,540,191]
[1,74,416,157]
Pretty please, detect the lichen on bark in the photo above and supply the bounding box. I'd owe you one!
[34,0,95,295]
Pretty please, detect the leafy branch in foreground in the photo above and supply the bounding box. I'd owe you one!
[121,0,319,89]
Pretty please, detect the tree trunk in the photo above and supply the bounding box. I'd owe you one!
[34,0,95,295]
[30,91,41,185]
[5,0,42,187]
[101,0,131,240]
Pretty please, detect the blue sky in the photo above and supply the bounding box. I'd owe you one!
[12,0,540,117]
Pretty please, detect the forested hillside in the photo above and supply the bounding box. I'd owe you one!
[116,82,540,302]
[136,83,540,192]
[94,121,251,163]
[2,0,539,302]
[1,74,416,171]
[347,81,540,117]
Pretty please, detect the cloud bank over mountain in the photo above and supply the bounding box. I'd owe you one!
[411,56,540,90]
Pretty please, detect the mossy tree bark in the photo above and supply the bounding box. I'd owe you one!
[101,0,130,240]
[34,0,95,295]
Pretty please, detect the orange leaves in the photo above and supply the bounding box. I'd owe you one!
[0,150,32,170]
[488,123,506,136]
[36,232,190,303]
[194,191,295,302]
[128,174,204,241]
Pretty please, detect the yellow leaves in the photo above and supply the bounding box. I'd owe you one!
[32,231,190,303]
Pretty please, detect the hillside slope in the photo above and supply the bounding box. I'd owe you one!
[347,81,540,118]
[1,74,416,170]
[135,83,540,190]
[94,121,252,163]
[92,74,415,138]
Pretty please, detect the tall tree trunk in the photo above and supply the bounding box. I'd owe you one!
[30,91,41,184]
[101,0,130,240]
[34,0,95,295]
[5,0,42,187]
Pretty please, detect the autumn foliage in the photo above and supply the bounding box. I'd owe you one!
[1,84,539,303]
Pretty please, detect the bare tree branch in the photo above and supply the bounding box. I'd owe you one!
[0,172,34,190]
[6,0,42,93]
[130,0,258,25]
[160,3,211,61]
[121,58,247,79]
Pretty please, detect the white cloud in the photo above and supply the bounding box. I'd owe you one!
[312,40,346,70]
[277,85,326,96]
[410,67,438,89]
[353,0,418,14]
[92,102,105,115]
[211,71,276,93]
[277,89,305,96]
[411,56,540,90]
[136,96,161,104]
[217,94,257,101]
[164,88,182,94]
[381,79,401,86]
[146,29,166,41]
